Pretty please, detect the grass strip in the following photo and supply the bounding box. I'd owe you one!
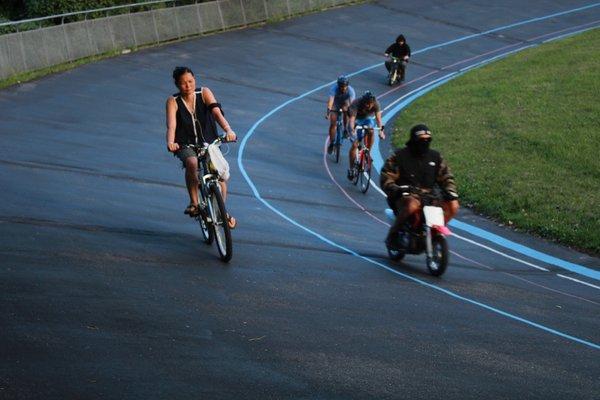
[392,28,600,255]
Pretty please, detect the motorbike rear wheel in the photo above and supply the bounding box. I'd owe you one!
[387,246,405,261]
[427,235,448,276]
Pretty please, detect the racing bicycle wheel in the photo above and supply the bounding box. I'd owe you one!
[333,125,342,164]
[359,150,371,194]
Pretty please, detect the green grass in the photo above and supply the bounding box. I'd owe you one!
[392,28,600,255]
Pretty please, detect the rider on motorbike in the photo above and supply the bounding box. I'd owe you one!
[384,34,411,82]
[326,75,356,154]
[347,91,385,180]
[380,124,459,248]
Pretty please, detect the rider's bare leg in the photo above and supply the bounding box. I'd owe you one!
[442,199,460,223]
[365,130,374,150]
[218,180,228,201]
[349,140,358,167]
[342,110,349,133]
[328,112,337,145]
[387,195,421,243]
[184,157,199,206]
[218,180,236,228]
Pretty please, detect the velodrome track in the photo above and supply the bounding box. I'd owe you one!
[1,0,599,398]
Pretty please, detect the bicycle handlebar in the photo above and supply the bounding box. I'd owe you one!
[184,136,236,150]
[354,125,383,131]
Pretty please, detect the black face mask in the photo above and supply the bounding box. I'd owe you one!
[409,140,430,155]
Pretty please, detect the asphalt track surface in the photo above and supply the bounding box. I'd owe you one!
[1,1,599,399]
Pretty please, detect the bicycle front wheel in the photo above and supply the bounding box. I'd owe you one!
[198,185,214,245]
[334,123,343,163]
[359,151,372,193]
[209,183,232,262]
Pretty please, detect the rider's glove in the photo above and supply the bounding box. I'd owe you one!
[443,190,459,200]
[389,184,413,198]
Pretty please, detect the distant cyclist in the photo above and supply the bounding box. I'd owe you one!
[347,91,385,180]
[326,75,356,154]
[384,34,411,82]
[165,66,237,228]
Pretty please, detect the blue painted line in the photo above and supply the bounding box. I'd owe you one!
[237,102,600,351]
[236,6,600,349]
[411,2,600,55]
[449,220,600,280]
[373,32,600,280]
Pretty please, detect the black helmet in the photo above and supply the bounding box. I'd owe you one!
[337,75,349,86]
[362,90,376,102]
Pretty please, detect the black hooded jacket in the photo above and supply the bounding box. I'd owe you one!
[380,146,457,198]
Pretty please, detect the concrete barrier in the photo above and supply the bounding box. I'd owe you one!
[0,0,359,80]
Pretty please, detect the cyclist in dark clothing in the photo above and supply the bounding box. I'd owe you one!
[166,66,237,227]
[384,34,411,82]
[380,124,459,247]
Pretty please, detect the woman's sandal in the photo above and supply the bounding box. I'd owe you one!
[184,204,200,216]
[226,213,237,229]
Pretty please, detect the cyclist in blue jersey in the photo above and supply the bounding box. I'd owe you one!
[326,76,356,154]
[347,91,385,180]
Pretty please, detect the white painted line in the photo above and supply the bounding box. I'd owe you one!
[557,274,600,291]
[452,233,549,272]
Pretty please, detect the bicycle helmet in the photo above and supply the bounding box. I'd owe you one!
[337,75,349,86]
[362,90,376,102]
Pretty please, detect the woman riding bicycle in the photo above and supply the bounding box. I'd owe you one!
[165,66,237,228]
[347,91,385,180]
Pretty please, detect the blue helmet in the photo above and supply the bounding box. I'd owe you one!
[337,75,349,86]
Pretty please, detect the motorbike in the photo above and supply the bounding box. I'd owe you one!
[384,187,451,276]
[386,55,405,86]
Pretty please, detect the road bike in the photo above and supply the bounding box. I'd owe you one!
[330,108,347,163]
[350,125,382,194]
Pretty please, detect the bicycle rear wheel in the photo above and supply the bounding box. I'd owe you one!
[209,183,232,262]
[359,151,371,193]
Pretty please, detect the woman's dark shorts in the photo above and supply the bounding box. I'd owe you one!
[174,146,196,168]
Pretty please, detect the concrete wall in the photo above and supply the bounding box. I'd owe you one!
[0,0,357,80]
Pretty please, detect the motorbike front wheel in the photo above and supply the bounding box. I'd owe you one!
[388,69,397,86]
[427,235,448,276]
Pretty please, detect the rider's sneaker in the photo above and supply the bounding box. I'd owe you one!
[347,169,354,181]
[327,143,334,154]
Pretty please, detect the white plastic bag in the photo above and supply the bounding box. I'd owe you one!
[207,142,230,181]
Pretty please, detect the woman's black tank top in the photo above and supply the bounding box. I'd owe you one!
[174,88,219,145]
